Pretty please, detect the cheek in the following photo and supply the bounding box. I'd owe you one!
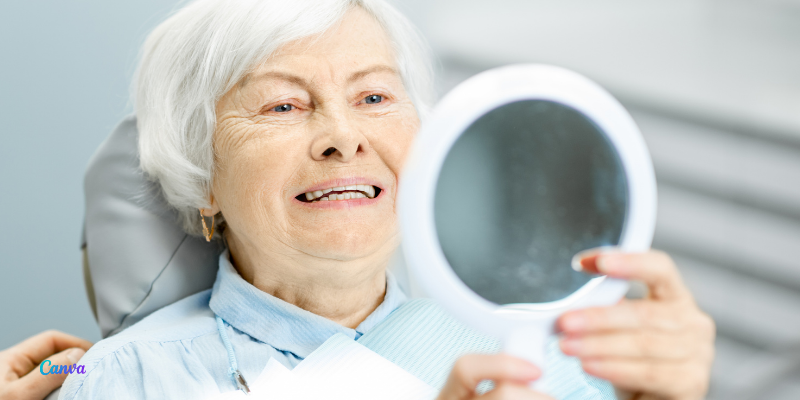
[213,128,304,221]
[232,152,284,204]
[369,115,418,175]
[392,130,415,172]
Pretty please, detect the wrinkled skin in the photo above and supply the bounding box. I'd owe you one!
[205,8,419,329]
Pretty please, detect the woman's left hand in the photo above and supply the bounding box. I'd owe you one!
[557,250,715,400]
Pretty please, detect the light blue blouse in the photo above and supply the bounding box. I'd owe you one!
[58,251,408,399]
[59,251,614,400]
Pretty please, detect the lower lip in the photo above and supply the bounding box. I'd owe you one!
[293,191,383,209]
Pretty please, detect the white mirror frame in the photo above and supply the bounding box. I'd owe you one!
[399,64,657,382]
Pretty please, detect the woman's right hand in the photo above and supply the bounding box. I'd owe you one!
[437,354,555,400]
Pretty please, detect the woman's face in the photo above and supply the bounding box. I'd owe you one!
[211,8,419,263]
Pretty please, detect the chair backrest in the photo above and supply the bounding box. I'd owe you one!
[82,115,420,338]
[82,115,222,337]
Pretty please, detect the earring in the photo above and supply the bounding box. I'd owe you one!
[200,210,215,242]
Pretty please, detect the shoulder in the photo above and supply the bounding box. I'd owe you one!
[112,289,217,341]
[59,290,219,400]
[85,289,218,353]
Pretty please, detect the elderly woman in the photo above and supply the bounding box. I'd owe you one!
[59,0,715,399]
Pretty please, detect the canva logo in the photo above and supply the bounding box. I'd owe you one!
[39,360,87,375]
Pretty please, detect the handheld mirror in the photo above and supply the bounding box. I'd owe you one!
[399,65,657,391]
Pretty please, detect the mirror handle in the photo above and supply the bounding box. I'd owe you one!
[504,325,553,394]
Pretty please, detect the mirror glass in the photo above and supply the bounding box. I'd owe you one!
[434,100,629,305]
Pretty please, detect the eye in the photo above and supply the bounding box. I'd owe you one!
[272,104,295,112]
[363,95,383,104]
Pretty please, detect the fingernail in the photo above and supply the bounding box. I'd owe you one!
[561,314,586,332]
[571,249,598,272]
[65,348,86,364]
[573,247,619,273]
[560,338,582,355]
[571,254,585,271]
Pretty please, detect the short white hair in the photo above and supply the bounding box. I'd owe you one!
[135,0,434,235]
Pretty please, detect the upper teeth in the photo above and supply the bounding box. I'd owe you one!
[304,184,376,202]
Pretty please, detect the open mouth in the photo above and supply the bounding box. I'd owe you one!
[295,184,382,203]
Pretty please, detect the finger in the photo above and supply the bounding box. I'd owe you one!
[14,347,86,400]
[580,358,709,397]
[594,251,689,301]
[6,331,93,378]
[560,331,695,360]
[439,354,540,399]
[477,382,555,400]
[5,331,92,378]
[558,301,686,334]
[572,247,616,274]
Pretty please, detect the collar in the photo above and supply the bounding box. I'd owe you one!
[209,250,408,359]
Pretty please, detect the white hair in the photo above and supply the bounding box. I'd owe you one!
[134,0,434,235]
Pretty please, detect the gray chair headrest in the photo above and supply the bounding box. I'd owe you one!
[82,115,222,338]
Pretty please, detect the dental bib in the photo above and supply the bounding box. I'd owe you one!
[207,299,615,400]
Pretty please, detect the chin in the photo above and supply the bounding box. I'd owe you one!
[305,226,396,262]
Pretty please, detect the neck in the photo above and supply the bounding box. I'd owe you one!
[224,231,394,329]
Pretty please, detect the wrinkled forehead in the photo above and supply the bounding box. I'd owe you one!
[241,7,399,88]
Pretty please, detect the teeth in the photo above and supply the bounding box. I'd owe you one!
[302,184,378,202]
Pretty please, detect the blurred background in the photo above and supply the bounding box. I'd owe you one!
[1,1,798,399]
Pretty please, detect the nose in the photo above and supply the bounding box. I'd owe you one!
[310,112,369,162]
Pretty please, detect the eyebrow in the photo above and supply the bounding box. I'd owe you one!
[244,64,398,89]
[242,71,306,88]
[346,64,398,83]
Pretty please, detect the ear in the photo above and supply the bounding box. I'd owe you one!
[200,194,221,217]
